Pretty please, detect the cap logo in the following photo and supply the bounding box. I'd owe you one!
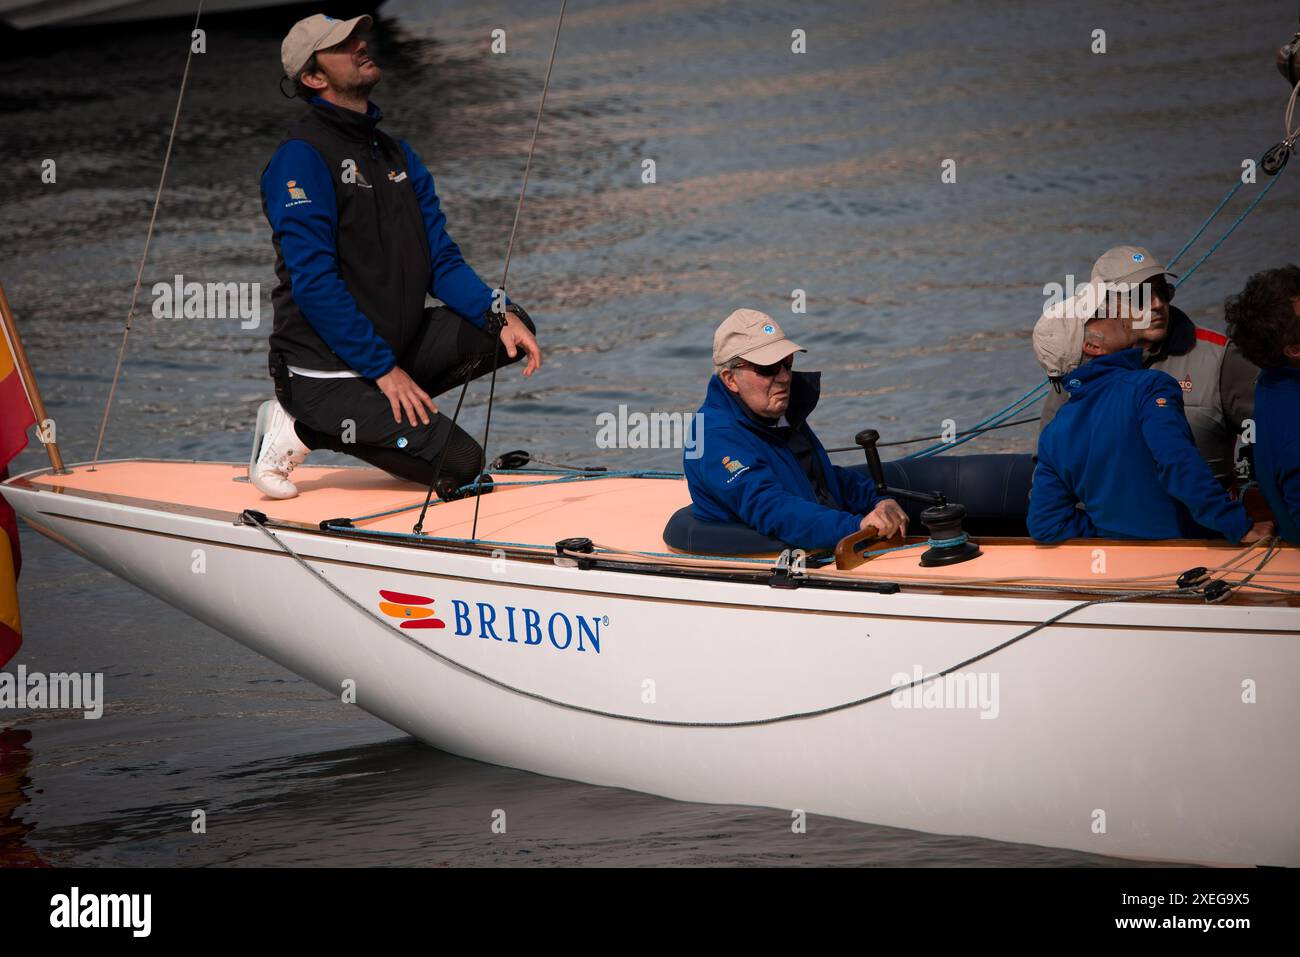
[1131,252,1145,263]
[762,323,775,334]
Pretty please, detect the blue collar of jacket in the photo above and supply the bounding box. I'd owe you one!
[1064,347,1144,394]
[1261,364,1300,384]
[307,95,383,142]
[706,369,822,437]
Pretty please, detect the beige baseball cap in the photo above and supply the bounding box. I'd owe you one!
[712,309,806,367]
[1032,245,1177,377]
[282,13,373,79]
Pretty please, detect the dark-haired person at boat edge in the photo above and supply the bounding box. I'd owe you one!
[1036,245,1257,487]
[684,309,909,551]
[1224,266,1300,544]
[1029,293,1272,544]
[249,13,541,501]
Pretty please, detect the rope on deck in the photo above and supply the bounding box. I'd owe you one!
[344,467,684,525]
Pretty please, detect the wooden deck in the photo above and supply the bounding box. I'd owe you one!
[10,460,1300,595]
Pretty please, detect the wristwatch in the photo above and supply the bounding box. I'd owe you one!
[484,302,529,334]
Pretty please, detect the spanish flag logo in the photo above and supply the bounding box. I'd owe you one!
[377,590,446,630]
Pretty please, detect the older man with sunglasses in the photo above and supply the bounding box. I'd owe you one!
[1036,245,1257,486]
[684,309,908,551]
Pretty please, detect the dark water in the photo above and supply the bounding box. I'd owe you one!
[3,0,1288,865]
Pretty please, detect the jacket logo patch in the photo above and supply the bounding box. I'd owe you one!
[387,169,408,183]
[722,455,750,483]
[1155,396,1169,407]
[284,179,312,208]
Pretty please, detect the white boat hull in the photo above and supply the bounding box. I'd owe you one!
[7,478,1300,866]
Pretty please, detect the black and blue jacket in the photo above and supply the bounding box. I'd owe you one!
[1029,348,1251,543]
[1253,365,1300,544]
[685,371,885,550]
[261,97,501,379]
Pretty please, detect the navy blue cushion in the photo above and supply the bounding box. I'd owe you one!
[870,453,1033,526]
[664,453,1035,553]
[662,506,787,555]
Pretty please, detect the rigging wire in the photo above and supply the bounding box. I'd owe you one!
[90,2,205,470]
[470,0,568,541]
[413,0,568,537]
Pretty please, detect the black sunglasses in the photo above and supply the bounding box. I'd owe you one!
[1146,277,1175,302]
[737,355,794,377]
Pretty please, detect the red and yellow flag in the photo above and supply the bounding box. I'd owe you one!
[1,320,35,668]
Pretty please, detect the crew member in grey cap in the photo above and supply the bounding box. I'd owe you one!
[1034,245,1257,487]
[250,14,542,500]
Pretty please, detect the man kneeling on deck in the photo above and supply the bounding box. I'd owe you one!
[1224,265,1300,544]
[1029,292,1271,544]
[684,309,908,551]
[249,14,541,501]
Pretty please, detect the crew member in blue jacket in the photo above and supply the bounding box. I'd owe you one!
[1225,266,1300,544]
[684,310,908,551]
[249,14,542,499]
[1029,298,1270,544]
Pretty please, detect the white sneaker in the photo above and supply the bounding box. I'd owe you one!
[249,399,309,500]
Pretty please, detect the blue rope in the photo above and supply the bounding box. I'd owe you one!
[1166,177,1248,269]
[929,533,969,547]
[858,532,968,558]
[903,380,1049,459]
[322,519,906,569]
[323,523,567,551]
[1173,163,1287,289]
[344,467,685,524]
[861,540,926,557]
[593,545,777,565]
[322,521,805,566]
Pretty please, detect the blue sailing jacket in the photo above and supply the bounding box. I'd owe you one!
[1252,365,1300,545]
[1029,348,1251,543]
[261,98,502,379]
[685,371,884,550]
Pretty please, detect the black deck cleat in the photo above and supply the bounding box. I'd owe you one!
[555,537,595,569]
[1203,580,1233,604]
